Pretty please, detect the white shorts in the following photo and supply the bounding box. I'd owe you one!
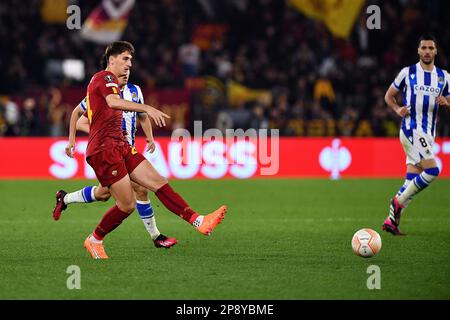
[399,129,435,166]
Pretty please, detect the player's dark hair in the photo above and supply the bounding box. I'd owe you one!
[100,41,135,69]
[418,34,438,48]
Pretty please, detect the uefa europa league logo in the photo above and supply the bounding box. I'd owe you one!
[319,139,352,180]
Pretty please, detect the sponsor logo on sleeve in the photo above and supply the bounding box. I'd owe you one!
[105,75,114,83]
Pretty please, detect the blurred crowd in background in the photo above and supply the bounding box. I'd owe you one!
[1,0,450,137]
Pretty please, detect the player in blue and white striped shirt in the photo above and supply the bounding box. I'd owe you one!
[54,72,177,248]
[383,35,450,235]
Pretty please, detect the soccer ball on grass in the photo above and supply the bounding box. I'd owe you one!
[351,228,382,258]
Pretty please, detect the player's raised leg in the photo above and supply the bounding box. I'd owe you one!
[84,175,136,259]
[53,185,111,220]
[397,159,440,204]
[383,159,440,235]
[129,160,227,236]
[131,181,177,248]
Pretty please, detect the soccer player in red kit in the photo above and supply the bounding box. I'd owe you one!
[82,41,227,259]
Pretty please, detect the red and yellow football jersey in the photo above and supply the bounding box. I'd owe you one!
[85,70,126,157]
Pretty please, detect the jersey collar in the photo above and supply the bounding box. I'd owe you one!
[417,62,436,74]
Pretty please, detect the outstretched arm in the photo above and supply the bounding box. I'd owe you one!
[105,94,170,127]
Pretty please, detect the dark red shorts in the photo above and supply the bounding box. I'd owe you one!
[86,143,146,187]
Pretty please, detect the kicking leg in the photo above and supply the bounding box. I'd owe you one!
[129,160,227,236]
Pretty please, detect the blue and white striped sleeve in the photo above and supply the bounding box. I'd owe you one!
[136,85,144,104]
[392,67,408,91]
[79,97,87,112]
[136,85,146,117]
[443,71,450,98]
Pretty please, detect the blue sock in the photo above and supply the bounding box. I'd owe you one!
[412,167,440,191]
[136,201,154,219]
[398,167,440,205]
[81,186,96,203]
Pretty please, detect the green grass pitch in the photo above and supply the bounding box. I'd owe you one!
[0,179,449,299]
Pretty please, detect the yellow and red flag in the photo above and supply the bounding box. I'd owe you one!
[287,0,365,39]
[80,0,135,45]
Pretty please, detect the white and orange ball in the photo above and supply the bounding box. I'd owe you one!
[351,228,382,258]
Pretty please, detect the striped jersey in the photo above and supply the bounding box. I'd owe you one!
[80,82,144,147]
[392,62,450,138]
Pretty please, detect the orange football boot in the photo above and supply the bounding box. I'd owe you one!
[84,235,109,259]
[196,205,227,236]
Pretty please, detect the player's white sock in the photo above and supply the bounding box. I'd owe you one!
[89,234,103,243]
[64,186,97,204]
[193,215,204,228]
[396,173,418,208]
[136,200,160,240]
[397,168,439,206]
[142,216,161,240]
